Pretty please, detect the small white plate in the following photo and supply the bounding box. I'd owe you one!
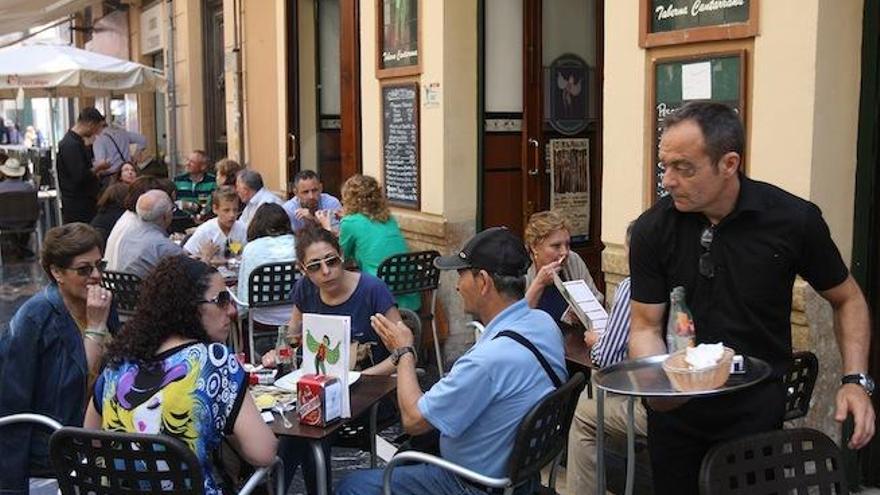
[274,370,362,391]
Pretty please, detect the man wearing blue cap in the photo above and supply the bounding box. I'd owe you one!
[336,226,568,495]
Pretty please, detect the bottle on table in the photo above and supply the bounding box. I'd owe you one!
[666,286,695,354]
[275,324,295,376]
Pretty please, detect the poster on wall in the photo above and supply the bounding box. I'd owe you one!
[549,138,590,239]
[377,0,420,78]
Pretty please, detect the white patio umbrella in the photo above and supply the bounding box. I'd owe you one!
[0,43,166,220]
[0,43,165,98]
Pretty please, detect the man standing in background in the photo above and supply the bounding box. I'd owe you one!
[57,108,110,224]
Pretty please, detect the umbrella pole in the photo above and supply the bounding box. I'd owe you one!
[48,95,62,224]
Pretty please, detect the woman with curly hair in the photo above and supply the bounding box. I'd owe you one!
[0,223,119,493]
[84,255,276,495]
[318,174,418,311]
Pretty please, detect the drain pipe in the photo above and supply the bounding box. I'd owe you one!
[165,0,178,177]
[233,0,245,164]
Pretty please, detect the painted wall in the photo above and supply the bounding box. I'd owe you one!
[170,0,206,167]
[237,0,288,193]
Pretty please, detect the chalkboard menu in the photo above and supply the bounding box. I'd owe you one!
[651,52,744,202]
[640,0,758,48]
[382,82,420,208]
[651,0,749,32]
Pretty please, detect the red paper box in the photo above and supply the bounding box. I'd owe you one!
[297,373,343,426]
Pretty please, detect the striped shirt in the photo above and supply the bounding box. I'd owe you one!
[590,276,631,368]
[174,172,217,204]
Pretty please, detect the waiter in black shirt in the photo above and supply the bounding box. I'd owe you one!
[629,101,875,495]
[57,107,110,223]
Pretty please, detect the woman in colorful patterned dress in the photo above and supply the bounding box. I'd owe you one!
[84,255,276,494]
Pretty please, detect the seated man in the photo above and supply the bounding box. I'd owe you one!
[105,177,177,270]
[337,227,568,495]
[282,170,341,232]
[173,150,216,206]
[184,186,247,261]
[566,221,647,495]
[116,190,184,278]
[236,169,283,226]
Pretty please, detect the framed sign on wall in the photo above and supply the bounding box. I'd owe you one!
[381,81,420,209]
[640,0,759,48]
[376,0,421,78]
[649,50,746,204]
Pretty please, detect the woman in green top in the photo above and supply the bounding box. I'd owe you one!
[319,174,420,311]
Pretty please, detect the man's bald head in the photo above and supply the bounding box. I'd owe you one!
[136,189,174,228]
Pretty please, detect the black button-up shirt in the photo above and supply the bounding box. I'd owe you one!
[630,176,848,376]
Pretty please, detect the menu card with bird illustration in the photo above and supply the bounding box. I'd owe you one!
[302,313,352,417]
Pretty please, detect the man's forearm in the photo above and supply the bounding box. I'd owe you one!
[628,327,666,359]
[833,294,871,374]
[396,354,431,434]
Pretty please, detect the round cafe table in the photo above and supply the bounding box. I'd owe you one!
[591,354,772,495]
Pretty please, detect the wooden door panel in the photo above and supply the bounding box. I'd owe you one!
[482,169,523,233]
[484,133,521,171]
[318,129,342,197]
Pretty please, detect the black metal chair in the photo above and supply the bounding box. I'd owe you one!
[100,270,143,319]
[0,189,40,266]
[381,372,587,495]
[0,413,282,495]
[699,428,848,495]
[377,250,443,375]
[241,261,300,364]
[333,308,424,464]
[783,350,819,421]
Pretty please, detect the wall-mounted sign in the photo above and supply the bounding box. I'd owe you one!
[547,54,589,136]
[640,0,758,48]
[650,51,745,203]
[141,2,165,55]
[376,0,421,79]
[381,82,420,209]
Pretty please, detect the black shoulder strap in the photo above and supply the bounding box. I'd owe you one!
[493,330,562,388]
[105,131,127,163]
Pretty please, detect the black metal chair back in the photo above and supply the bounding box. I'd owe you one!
[507,372,586,486]
[376,250,441,295]
[784,351,819,421]
[699,428,847,495]
[377,250,445,374]
[100,270,143,316]
[0,189,40,265]
[248,261,299,308]
[49,427,205,495]
[0,189,39,229]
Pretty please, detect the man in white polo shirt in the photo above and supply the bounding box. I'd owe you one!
[235,169,283,227]
[337,227,568,495]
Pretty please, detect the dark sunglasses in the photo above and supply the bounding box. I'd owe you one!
[698,225,715,279]
[303,254,343,273]
[198,289,233,309]
[67,260,108,277]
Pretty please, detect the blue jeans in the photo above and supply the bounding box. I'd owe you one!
[336,464,489,495]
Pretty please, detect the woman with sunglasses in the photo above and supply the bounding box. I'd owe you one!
[84,255,277,495]
[0,223,120,493]
[262,226,402,493]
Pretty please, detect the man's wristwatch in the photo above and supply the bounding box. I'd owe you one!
[842,373,875,396]
[391,346,416,366]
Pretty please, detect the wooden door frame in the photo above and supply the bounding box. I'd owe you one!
[340,0,362,180]
[202,0,227,163]
[285,0,300,195]
[852,0,879,485]
[521,0,543,225]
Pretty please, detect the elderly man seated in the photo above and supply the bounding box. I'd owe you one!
[236,169,283,227]
[116,189,184,278]
[174,150,216,207]
[336,227,567,495]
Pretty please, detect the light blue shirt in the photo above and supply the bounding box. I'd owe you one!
[417,299,567,478]
[282,193,342,231]
[92,126,148,172]
[116,219,183,278]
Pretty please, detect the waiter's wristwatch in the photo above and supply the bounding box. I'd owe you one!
[841,373,875,396]
[391,346,416,366]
